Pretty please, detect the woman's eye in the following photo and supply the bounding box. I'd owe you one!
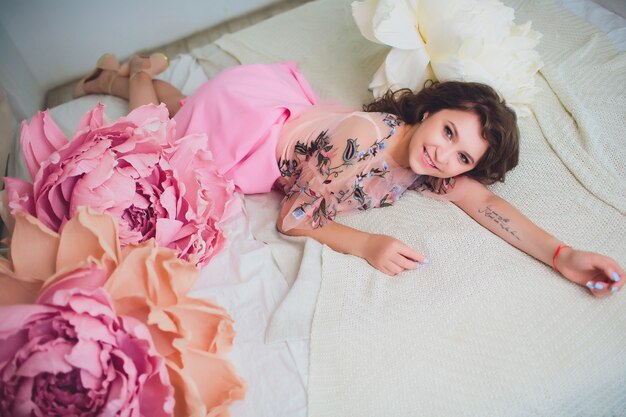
[444,126,453,139]
[460,154,469,164]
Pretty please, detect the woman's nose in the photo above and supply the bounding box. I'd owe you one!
[434,144,454,166]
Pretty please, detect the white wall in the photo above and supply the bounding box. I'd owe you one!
[0,0,282,92]
[0,21,42,119]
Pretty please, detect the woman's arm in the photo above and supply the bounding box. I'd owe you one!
[448,176,624,296]
[277,200,427,276]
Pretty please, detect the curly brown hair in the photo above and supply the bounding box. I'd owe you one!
[363,81,520,184]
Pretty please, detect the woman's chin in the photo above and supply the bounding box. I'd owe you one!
[410,162,429,177]
[413,165,443,178]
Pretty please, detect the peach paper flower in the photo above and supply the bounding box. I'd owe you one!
[0,207,246,417]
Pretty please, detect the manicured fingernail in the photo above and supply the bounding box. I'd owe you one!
[586,281,594,289]
[422,258,430,265]
[611,286,619,293]
[611,272,620,282]
[594,282,604,290]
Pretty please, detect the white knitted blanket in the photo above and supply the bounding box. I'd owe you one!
[310,1,626,415]
[208,0,626,415]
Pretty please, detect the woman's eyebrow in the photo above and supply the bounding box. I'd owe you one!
[449,121,475,164]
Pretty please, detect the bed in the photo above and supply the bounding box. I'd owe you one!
[2,0,625,416]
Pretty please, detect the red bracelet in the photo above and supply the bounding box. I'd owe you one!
[552,244,572,272]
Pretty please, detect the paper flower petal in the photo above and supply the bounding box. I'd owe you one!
[353,0,424,49]
[56,207,122,274]
[11,211,59,281]
[73,102,106,139]
[372,0,423,49]
[354,0,543,115]
[4,177,35,218]
[0,266,41,306]
[166,349,246,417]
[370,47,433,97]
[352,0,383,44]
[20,110,68,181]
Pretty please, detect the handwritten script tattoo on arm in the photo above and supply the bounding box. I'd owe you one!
[478,205,521,241]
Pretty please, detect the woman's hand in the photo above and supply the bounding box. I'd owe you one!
[361,234,428,276]
[555,247,624,297]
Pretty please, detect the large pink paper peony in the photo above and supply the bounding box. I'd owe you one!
[0,208,247,417]
[0,265,174,417]
[5,103,235,267]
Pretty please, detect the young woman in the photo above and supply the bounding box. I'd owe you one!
[74,53,624,296]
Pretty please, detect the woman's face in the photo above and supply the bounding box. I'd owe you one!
[407,109,489,178]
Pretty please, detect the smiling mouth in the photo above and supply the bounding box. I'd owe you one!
[423,148,438,170]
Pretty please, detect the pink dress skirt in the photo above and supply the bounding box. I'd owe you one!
[172,61,319,194]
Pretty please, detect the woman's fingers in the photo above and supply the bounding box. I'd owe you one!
[365,235,429,276]
[397,244,427,264]
[586,280,613,298]
[383,244,429,276]
[596,259,623,295]
[382,262,403,276]
[391,264,404,276]
[392,253,420,271]
[582,256,623,297]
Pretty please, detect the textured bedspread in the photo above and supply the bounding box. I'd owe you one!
[310,1,626,415]
[203,0,626,415]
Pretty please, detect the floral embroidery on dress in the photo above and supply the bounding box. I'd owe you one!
[278,113,407,228]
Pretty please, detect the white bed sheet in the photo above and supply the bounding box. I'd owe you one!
[558,0,626,50]
[3,1,625,416]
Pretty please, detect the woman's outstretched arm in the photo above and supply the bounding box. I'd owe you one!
[447,176,624,297]
[277,201,427,276]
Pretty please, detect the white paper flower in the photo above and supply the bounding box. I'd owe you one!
[352,0,543,116]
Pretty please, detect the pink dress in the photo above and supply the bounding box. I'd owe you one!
[173,61,419,231]
[275,105,419,232]
[173,61,318,193]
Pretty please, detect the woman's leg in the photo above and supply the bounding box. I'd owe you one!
[128,76,185,115]
[79,55,185,115]
[81,71,184,116]
[82,70,128,99]
[128,54,172,111]
[152,80,185,116]
[128,72,159,111]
